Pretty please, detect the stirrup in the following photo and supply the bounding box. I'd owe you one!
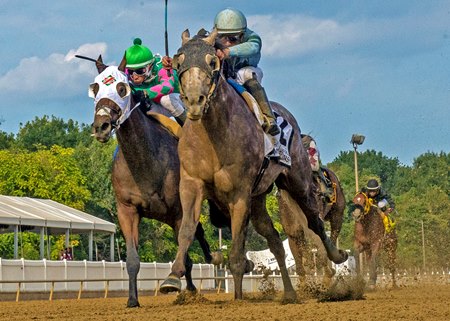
[264,119,280,135]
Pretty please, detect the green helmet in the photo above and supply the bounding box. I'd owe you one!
[214,8,247,34]
[125,38,154,69]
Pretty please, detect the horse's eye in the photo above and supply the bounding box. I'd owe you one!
[116,82,128,98]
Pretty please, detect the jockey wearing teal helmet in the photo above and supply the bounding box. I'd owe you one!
[214,8,280,136]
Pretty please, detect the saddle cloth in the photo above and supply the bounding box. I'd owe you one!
[227,79,293,167]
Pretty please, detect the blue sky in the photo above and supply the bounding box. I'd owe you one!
[0,1,449,165]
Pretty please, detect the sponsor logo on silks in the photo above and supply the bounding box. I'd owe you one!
[102,75,116,86]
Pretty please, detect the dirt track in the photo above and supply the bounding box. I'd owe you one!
[1,281,449,321]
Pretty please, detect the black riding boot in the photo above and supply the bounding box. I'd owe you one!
[244,78,280,136]
[175,110,187,126]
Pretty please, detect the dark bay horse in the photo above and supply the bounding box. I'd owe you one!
[283,134,346,283]
[90,58,221,307]
[161,29,347,300]
[352,192,397,288]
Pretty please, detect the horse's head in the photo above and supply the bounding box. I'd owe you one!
[89,56,132,143]
[172,28,220,120]
[352,192,369,221]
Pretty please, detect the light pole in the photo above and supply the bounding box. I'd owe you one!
[351,134,365,192]
[421,220,426,271]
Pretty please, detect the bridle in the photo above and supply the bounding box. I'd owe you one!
[174,34,222,115]
[94,96,141,138]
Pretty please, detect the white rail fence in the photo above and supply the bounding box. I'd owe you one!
[1,258,448,301]
[0,258,215,293]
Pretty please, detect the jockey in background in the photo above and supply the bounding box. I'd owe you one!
[361,179,396,233]
[213,8,280,136]
[125,38,187,125]
[302,135,334,202]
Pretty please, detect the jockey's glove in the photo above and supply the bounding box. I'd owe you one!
[132,89,147,104]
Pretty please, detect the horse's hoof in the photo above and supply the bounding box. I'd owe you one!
[160,274,182,294]
[244,259,255,273]
[282,291,297,304]
[331,249,348,265]
[126,299,140,308]
[210,251,224,265]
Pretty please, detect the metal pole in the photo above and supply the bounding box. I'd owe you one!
[353,144,359,192]
[421,220,426,271]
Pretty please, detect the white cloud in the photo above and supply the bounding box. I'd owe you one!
[249,14,365,58]
[250,9,448,59]
[0,43,108,98]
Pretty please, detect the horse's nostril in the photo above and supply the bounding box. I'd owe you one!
[101,122,110,132]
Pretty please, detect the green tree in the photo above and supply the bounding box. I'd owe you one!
[15,115,91,151]
[0,130,15,150]
[0,146,90,209]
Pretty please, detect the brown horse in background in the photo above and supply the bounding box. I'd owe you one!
[160,29,347,301]
[352,192,397,288]
[283,134,346,283]
[90,58,221,307]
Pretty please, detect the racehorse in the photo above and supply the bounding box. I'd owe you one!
[352,192,397,288]
[160,29,347,301]
[300,134,345,244]
[283,134,346,284]
[90,57,221,307]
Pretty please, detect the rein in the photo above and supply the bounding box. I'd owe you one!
[355,192,373,215]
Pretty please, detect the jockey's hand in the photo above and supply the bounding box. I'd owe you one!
[387,208,393,214]
[216,48,230,60]
[162,56,173,69]
[133,89,147,104]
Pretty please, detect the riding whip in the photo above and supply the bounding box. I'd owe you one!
[165,0,169,56]
[74,55,98,63]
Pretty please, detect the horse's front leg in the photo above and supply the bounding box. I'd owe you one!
[116,202,141,308]
[368,241,382,288]
[160,176,204,293]
[228,197,251,300]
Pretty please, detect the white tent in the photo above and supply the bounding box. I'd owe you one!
[0,195,116,261]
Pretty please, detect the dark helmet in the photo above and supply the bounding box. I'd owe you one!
[366,179,380,191]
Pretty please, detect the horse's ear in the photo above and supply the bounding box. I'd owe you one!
[118,52,127,72]
[204,28,218,46]
[181,29,191,46]
[96,55,108,74]
[172,53,184,71]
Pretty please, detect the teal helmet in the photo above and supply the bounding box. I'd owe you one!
[125,38,154,69]
[214,8,247,35]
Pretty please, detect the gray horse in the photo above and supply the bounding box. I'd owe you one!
[160,29,347,301]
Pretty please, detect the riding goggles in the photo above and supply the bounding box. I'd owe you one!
[127,67,147,76]
[219,34,241,43]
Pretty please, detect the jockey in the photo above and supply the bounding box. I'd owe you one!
[214,8,280,135]
[302,136,334,202]
[361,179,396,232]
[125,38,187,125]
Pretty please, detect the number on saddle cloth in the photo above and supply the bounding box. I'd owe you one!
[226,79,294,167]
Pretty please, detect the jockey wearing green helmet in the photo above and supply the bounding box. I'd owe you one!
[124,38,186,125]
[214,8,280,135]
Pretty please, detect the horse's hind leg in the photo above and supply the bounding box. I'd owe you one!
[279,183,347,264]
[250,195,297,302]
[184,254,197,292]
[384,234,398,287]
[117,202,141,308]
[195,223,212,263]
